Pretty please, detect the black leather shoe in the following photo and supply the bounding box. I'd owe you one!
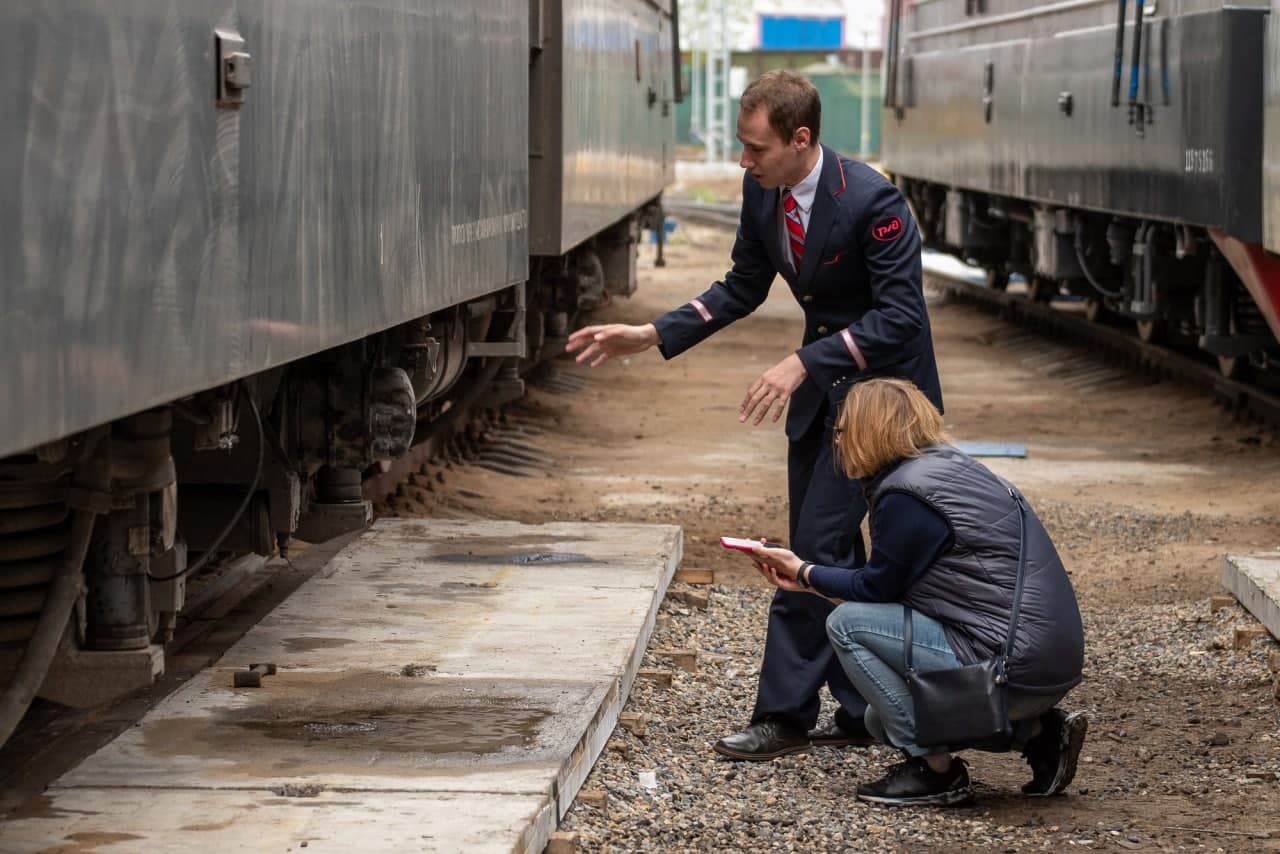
[807,716,877,747]
[713,718,810,761]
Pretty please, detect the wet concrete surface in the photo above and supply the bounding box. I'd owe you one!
[0,520,682,853]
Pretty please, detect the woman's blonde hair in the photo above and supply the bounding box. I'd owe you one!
[835,378,949,479]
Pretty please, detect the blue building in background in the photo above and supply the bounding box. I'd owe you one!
[759,15,844,51]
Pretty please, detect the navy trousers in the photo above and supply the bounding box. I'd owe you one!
[751,403,869,729]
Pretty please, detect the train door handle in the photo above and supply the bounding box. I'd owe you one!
[215,29,250,108]
[982,61,994,123]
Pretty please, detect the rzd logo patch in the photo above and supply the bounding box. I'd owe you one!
[872,216,904,242]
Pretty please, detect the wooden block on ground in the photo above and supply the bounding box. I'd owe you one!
[667,589,709,610]
[1234,626,1271,650]
[606,738,630,756]
[674,568,714,585]
[653,648,698,673]
[545,831,580,854]
[637,668,673,688]
[1269,649,1280,674]
[1210,594,1236,613]
[619,711,648,737]
[577,789,608,809]
[655,614,673,627]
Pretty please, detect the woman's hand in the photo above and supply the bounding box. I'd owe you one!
[745,543,809,592]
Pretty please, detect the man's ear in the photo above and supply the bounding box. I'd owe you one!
[793,126,812,150]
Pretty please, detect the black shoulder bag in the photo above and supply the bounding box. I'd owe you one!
[903,487,1027,748]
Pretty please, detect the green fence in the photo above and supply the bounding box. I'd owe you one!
[676,66,882,159]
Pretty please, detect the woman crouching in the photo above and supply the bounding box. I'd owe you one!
[746,377,1087,807]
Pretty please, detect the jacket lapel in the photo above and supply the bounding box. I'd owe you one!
[758,185,786,277]
[795,145,845,286]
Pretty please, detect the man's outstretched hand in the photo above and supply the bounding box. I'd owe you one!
[740,353,807,425]
[565,323,660,367]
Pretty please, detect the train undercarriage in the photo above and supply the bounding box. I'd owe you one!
[900,181,1280,383]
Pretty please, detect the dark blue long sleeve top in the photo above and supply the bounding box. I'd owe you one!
[807,492,953,602]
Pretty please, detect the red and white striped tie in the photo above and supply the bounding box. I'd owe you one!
[783,190,805,270]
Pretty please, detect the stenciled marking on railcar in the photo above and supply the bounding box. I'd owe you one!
[1183,148,1215,175]
[871,215,904,242]
[450,210,528,246]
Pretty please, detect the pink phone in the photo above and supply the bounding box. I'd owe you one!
[720,536,782,551]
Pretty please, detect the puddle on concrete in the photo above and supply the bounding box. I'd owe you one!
[140,672,555,769]
[280,637,356,653]
[232,705,548,754]
[4,794,101,822]
[52,832,145,850]
[433,551,599,565]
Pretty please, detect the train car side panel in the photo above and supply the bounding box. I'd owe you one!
[0,0,529,460]
[884,4,1264,239]
[1264,0,1280,255]
[529,0,676,257]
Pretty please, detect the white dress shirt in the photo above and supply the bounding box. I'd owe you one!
[778,147,824,272]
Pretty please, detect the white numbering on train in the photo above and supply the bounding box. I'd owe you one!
[1184,148,1215,174]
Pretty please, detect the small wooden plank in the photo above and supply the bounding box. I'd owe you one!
[637,668,673,688]
[576,789,607,809]
[545,831,580,854]
[1267,649,1280,674]
[619,712,648,737]
[1233,626,1270,650]
[667,589,709,610]
[652,648,697,673]
[1221,554,1280,641]
[674,568,714,585]
[1209,594,1236,613]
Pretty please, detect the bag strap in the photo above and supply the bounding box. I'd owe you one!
[1002,488,1029,665]
[903,487,1028,678]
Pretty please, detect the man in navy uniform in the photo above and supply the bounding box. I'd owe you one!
[566,70,943,760]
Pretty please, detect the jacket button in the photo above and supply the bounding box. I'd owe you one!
[801,294,813,303]
[817,325,829,335]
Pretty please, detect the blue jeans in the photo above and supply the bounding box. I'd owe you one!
[825,602,1060,757]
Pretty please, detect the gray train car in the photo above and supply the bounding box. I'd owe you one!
[882,0,1280,378]
[1267,2,1280,257]
[0,0,677,745]
[528,0,678,353]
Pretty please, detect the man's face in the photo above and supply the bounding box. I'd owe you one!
[737,107,808,189]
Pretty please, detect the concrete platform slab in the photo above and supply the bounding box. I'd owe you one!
[1222,552,1280,641]
[0,520,681,854]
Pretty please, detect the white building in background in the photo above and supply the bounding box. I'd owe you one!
[685,0,886,162]
[682,0,885,53]
[749,0,885,50]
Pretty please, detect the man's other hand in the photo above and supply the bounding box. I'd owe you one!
[740,352,807,425]
[565,323,660,368]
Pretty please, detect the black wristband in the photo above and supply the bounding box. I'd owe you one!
[797,561,813,588]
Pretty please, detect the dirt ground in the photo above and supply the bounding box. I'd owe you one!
[380,222,1280,849]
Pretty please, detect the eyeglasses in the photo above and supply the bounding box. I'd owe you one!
[832,427,844,438]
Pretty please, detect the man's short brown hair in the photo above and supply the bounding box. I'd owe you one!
[739,70,822,145]
[835,378,949,480]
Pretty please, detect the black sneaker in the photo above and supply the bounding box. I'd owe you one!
[855,757,973,807]
[1021,708,1088,796]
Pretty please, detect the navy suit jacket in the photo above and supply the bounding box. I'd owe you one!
[653,145,943,440]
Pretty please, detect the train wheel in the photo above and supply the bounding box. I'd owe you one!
[1026,276,1057,303]
[984,268,1009,291]
[1135,318,1162,344]
[1217,354,1249,381]
[1084,298,1110,323]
